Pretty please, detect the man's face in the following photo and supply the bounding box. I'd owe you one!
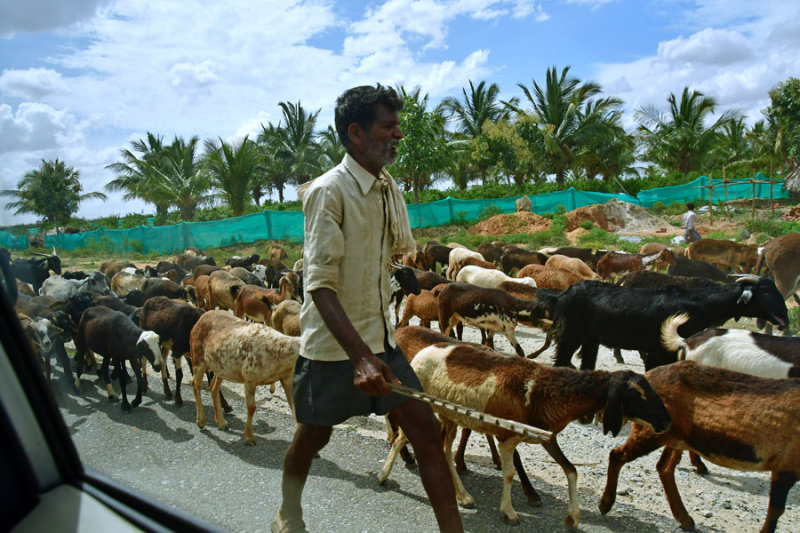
[359,104,404,170]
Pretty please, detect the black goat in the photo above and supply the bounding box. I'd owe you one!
[552,277,789,371]
[224,253,260,270]
[389,265,422,325]
[11,251,62,293]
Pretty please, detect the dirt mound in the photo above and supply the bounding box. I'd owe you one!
[468,212,552,235]
[565,199,673,233]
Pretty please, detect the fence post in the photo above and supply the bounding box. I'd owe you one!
[448,197,454,223]
[264,210,273,241]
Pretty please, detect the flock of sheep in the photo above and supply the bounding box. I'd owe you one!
[4,232,800,532]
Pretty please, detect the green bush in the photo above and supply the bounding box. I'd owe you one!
[579,220,594,230]
[745,219,800,237]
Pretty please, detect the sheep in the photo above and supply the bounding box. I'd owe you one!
[18,313,63,383]
[73,306,164,411]
[424,242,454,274]
[667,256,728,282]
[545,254,598,280]
[11,251,62,294]
[225,253,260,270]
[447,255,497,280]
[40,271,111,299]
[229,266,265,287]
[496,281,561,358]
[100,260,137,279]
[551,277,789,371]
[193,263,221,278]
[388,265,423,325]
[756,232,800,305]
[596,249,672,280]
[638,242,686,271]
[377,341,671,527]
[268,244,288,262]
[233,285,277,324]
[194,274,211,310]
[139,296,211,407]
[110,270,146,296]
[516,264,588,290]
[397,289,442,329]
[687,238,759,273]
[207,270,245,311]
[271,299,301,337]
[454,264,536,289]
[141,277,189,302]
[500,247,549,275]
[549,246,607,270]
[661,313,800,378]
[190,311,298,445]
[476,242,504,265]
[599,360,799,533]
[445,248,487,279]
[434,282,549,357]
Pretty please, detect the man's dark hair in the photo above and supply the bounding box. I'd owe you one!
[335,85,403,150]
[687,202,695,210]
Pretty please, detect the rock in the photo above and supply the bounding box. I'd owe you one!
[515,195,532,212]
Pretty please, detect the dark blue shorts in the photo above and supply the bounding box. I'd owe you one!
[292,344,422,426]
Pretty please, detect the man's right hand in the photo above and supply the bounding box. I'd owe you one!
[352,352,398,396]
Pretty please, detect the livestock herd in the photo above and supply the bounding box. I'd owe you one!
[3,233,800,532]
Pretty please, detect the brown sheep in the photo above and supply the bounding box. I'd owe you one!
[545,254,598,280]
[397,289,441,329]
[207,270,245,312]
[516,264,588,290]
[756,232,800,304]
[271,299,301,337]
[600,361,800,533]
[233,285,276,324]
[687,238,759,273]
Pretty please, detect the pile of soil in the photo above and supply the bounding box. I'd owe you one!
[467,212,552,235]
[565,198,674,233]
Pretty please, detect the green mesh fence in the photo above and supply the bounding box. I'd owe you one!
[0,174,787,254]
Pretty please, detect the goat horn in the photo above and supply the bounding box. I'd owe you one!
[52,246,57,256]
[730,274,760,283]
[31,252,50,257]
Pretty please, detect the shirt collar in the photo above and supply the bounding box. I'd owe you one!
[343,153,383,196]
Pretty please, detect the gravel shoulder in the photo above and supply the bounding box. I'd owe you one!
[54,315,799,533]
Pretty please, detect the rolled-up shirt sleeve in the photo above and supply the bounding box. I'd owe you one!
[303,183,344,293]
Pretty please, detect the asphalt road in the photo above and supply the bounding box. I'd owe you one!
[52,323,799,533]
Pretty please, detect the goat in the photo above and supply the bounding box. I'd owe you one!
[496,281,561,358]
[73,306,163,411]
[447,255,497,280]
[599,360,799,533]
[424,243,454,274]
[638,242,685,271]
[229,266,265,287]
[194,275,211,310]
[110,270,146,296]
[687,238,759,273]
[552,277,789,371]
[268,245,288,262]
[397,289,441,329]
[11,250,62,293]
[434,282,549,357]
[62,270,88,280]
[193,264,221,278]
[661,313,800,378]
[476,242,504,265]
[455,264,536,289]
[596,249,671,280]
[545,254,597,280]
[18,313,63,383]
[617,270,719,289]
[190,311,298,445]
[99,260,137,279]
[378,341,671,526]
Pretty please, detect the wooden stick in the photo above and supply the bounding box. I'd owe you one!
[388,382,553,442]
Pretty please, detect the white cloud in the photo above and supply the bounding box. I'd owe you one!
[657,28,755,67]
[0,68,67,99]
[168,61,219,90]
[0,0,112,37]
[0,103,83,153]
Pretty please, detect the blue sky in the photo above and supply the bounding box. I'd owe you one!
[1,0,798,226]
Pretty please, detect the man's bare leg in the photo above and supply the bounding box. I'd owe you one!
[275,423,333,531]
[392,398,464,533]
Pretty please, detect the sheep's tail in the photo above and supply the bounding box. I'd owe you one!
[661,313,690,359]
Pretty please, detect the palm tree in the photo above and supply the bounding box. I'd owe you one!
[257,123,293,203]
[2,159,107,231]
[574,97,635,182]
[442,80,515,186]
[105,132,172,218]
[275,101,321,185]
[149,136,213,220]
[514,66,608,185]
[315,125,346,173]
[203,136,261,217]
[636,87,739,177]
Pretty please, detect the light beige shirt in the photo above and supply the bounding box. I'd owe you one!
[299,153,403,362]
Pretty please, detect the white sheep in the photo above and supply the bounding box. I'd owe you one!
[455,264,536,289]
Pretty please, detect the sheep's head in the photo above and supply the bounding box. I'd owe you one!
[603,370,670,437]
[137,330,163,372]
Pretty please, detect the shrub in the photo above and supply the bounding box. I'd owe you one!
[579,220,594,230]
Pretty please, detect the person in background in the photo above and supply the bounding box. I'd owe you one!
[271,84,463,533]
[683,202,702,243]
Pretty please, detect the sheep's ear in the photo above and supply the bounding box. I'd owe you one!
[603,377,625,437]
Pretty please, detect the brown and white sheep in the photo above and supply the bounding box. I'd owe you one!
[599,361,799,533]
[378,342,671,527]
[545,254,598,280]
[189,311,298,445]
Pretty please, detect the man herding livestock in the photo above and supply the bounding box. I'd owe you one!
[271,85,463,533]
[683,202,702,243]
